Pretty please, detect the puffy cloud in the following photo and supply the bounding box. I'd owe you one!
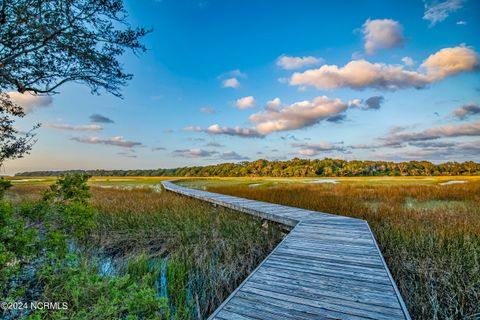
[235,96,256,109]
[222,77,240,88]
[45,123,103,131]
[266,97,281,111]
[185,96,356,138]
[7,92,53,113]
[423,0,464,27]
[200,107,216,114]
[289,46,478,91]
[292,142,347,156]
[450,103,480,120]
[276,55,324,70]
[172,148,217,158]
[402,56,415,66]
[220,70,245,88]
[219,151,249,160]
[71,136,142,148]
[206,124,262,137]
[250,96,349,134]
[420,46,478,81]
[364,96,385,110]
[362,19,405,55]
[89,114,114,123]
[456,20,467,25]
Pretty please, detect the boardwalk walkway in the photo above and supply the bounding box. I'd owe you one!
[162,181,411,320]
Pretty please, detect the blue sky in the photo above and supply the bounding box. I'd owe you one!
[5,0,480,174]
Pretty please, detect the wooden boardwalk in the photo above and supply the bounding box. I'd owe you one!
[162,181,411,320]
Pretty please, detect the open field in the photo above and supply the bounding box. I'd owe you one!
[176,177,480,319]
[3,182,285,319]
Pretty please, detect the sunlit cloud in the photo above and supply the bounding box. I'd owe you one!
[362,19,405,55]
[450,103,480,120]
[7,91,53,113]
[289,45,478,91]
[250,96,349,134]
[276,55,324,70]
[222,77,240,88]
[235,96,256,109]
[71,136,142,148]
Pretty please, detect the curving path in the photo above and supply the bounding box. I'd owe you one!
[162,180,411,320]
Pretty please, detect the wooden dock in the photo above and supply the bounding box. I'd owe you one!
[162,181,411,320]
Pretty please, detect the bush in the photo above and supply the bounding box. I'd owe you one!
[0,201,38,297]
[0,178,12,199]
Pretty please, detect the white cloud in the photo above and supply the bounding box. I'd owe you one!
[362,19,405,55]
[45,123,103,131]
[235,96,256,109]
[347,99,363,108]
[289,45,478,91]
[206,124,262,137]
[401,56,415,66]
[250,96,349,135]
[7,92,53,113]
[423,0,464,27]
[456,20,467,25]
[450,103,480,120]
[222,77,240,88]
[276,55,324,70]
[71,136,142,148]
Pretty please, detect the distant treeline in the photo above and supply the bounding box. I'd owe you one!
[15,158,480,177]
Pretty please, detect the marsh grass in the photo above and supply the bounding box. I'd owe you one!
[7,185,285,319]
[206,181,480,320]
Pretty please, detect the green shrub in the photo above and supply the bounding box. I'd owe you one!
[43,173,91,204]
[0,178,12,199]
[30,259,169,320]
[0,201,38,297]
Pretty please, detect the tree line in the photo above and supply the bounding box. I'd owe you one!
[15,158,480,177]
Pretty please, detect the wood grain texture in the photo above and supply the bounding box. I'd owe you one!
[162,181,411,320]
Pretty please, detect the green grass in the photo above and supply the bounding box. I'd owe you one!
[189,177,480,320]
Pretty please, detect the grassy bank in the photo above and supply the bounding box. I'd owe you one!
[3,180,285,319]
[188,178,480,320]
